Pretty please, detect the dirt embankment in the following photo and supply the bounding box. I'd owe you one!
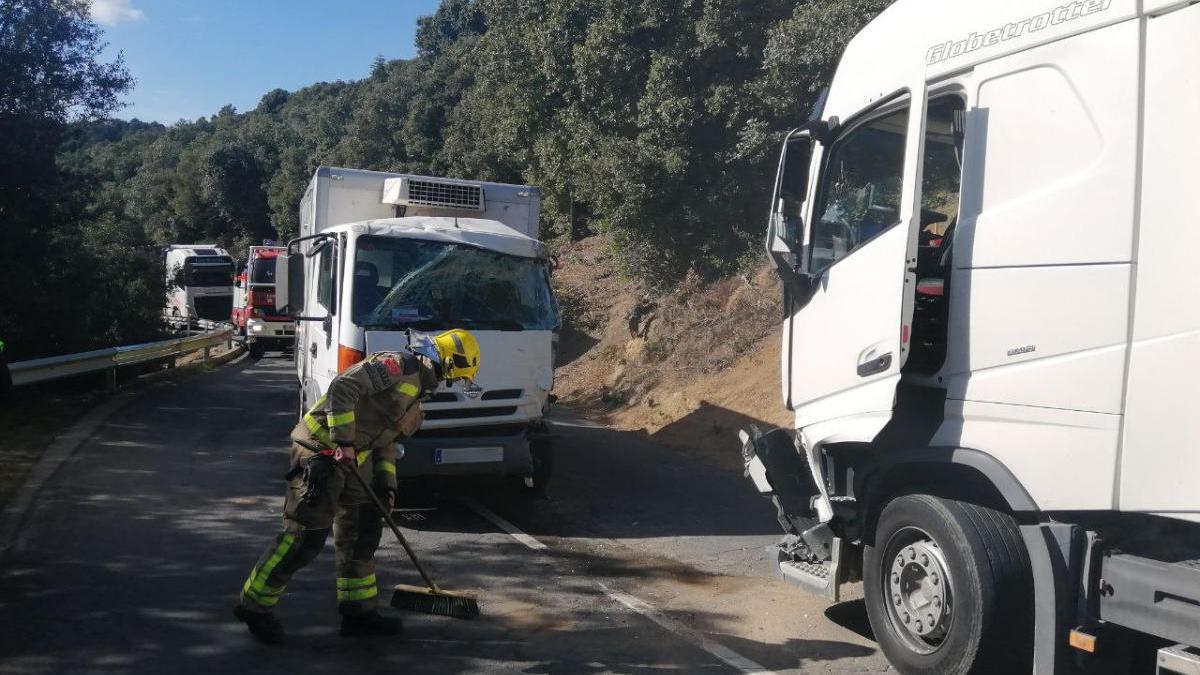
[552,235,793,474]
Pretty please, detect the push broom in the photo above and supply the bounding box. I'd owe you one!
[336,462,481,620]
[293,435,479,619]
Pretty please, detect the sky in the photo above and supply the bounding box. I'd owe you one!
[90,0,443,124]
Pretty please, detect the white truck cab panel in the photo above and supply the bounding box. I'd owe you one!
[1120,1,1200,513]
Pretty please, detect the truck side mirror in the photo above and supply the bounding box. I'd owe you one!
[274,253,306,317]
[767,130,816,295]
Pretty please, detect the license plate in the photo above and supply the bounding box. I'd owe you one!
[434,446,504,465]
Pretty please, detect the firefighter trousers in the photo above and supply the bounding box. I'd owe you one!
[239,444,384,616]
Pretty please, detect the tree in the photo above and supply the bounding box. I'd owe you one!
[0,0,138,359]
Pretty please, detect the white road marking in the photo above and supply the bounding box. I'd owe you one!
[458,496,777,674]
[598,583,780,675]
[548,419,607,430]
[458,496,548,550]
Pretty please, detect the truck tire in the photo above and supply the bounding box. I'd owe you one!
[249,343,265,360]
[863,494,1032,675]
[511,436,553,497]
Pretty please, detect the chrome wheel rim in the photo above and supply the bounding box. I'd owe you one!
[881,526,953,654]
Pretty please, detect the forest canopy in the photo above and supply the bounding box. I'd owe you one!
[0,0,891,359]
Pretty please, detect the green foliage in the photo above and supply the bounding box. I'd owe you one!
[0,0,146,360]
[2,0,894,358]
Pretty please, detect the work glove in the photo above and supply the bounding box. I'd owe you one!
[285,451,336,506]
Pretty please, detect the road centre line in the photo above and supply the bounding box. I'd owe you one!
[458,496,548,550]
[598,583,780,675]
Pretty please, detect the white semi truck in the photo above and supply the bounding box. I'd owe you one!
[741,1,1200,673]
[164,245,235,328]
[275,167,557,491]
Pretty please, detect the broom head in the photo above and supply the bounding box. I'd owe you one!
[391,584,480,620]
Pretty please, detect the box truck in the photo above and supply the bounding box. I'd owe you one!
[276,167,557,491]
[741,1,1200,672]
[232,245,294,359]
[164,245,234,329]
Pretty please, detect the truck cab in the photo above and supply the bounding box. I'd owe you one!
[164,245,234,329]
[232,245,295,359]
[743,1,1200,672]
[278,167,557,491]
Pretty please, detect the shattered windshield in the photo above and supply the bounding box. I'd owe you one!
[352,235,558,332]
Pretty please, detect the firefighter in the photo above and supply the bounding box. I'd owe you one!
[0,339,11,402]
[233,329,481,644]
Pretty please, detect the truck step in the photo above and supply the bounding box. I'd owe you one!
[1159,645,1200,675]
[1101,553,1200,648]
[776,537,842,602]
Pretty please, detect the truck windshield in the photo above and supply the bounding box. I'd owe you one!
[249,260,276,284]
[186,264,233,288]
[353,236,558,331]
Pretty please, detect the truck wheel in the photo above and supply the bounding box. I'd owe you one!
[249,343,265,360]
[863,494,1032,675]
[511,437,553,497]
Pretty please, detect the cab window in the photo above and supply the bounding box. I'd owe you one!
[317,242,336,314]
[810,106,909,273]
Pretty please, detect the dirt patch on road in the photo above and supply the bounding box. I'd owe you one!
[553,235,792,474]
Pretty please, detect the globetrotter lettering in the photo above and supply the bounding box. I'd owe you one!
[926,0,1113,66]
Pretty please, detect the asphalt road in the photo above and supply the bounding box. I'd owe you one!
[0,355,888,674]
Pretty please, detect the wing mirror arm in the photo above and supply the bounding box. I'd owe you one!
[769,250,816,299]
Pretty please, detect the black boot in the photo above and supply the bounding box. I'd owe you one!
[233,605,285,644]
[340,611,403,638]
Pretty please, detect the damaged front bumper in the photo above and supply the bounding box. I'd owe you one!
[739,426,845,601]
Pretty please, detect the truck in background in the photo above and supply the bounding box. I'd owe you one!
[275,167,558,492]
[742,1,1200,673]
[164,245,235,329]
[232,245,294,359]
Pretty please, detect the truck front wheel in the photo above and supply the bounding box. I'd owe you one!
[863,494,1032,675]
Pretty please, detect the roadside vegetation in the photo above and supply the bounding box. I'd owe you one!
[1,0,889,361]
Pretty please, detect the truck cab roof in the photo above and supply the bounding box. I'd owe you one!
[828,0,1133,120]
[337,216,547,260]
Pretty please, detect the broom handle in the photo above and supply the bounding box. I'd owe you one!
[338,462,442,593]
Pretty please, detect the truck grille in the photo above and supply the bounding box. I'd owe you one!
[194,296,233,321]
[481,388,523,401]
[424,406,517,421]
[407,179,483,210]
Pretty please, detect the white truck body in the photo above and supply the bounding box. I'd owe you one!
[747,1,1200,672]
[287,167,556,482]
[164,245,234,327]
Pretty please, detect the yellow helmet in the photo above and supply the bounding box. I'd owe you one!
[431,329,480,383]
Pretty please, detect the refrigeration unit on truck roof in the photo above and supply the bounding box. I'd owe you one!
[299,167,540,240]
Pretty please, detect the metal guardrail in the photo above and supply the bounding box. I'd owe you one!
[9,325,235,389]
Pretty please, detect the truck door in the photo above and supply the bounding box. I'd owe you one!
[785,90,927,429]
[303,237,341,401]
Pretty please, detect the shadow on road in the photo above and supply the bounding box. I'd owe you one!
[825,598,875,642]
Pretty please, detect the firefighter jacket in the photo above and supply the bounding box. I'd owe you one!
[292,351,438,492]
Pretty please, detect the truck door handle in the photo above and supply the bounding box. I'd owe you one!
[857,352,892,377]
[309,343,318,358]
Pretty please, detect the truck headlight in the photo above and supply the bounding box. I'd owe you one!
[250,323,264,332]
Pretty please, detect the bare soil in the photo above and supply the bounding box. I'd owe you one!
[553,235,793,473]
